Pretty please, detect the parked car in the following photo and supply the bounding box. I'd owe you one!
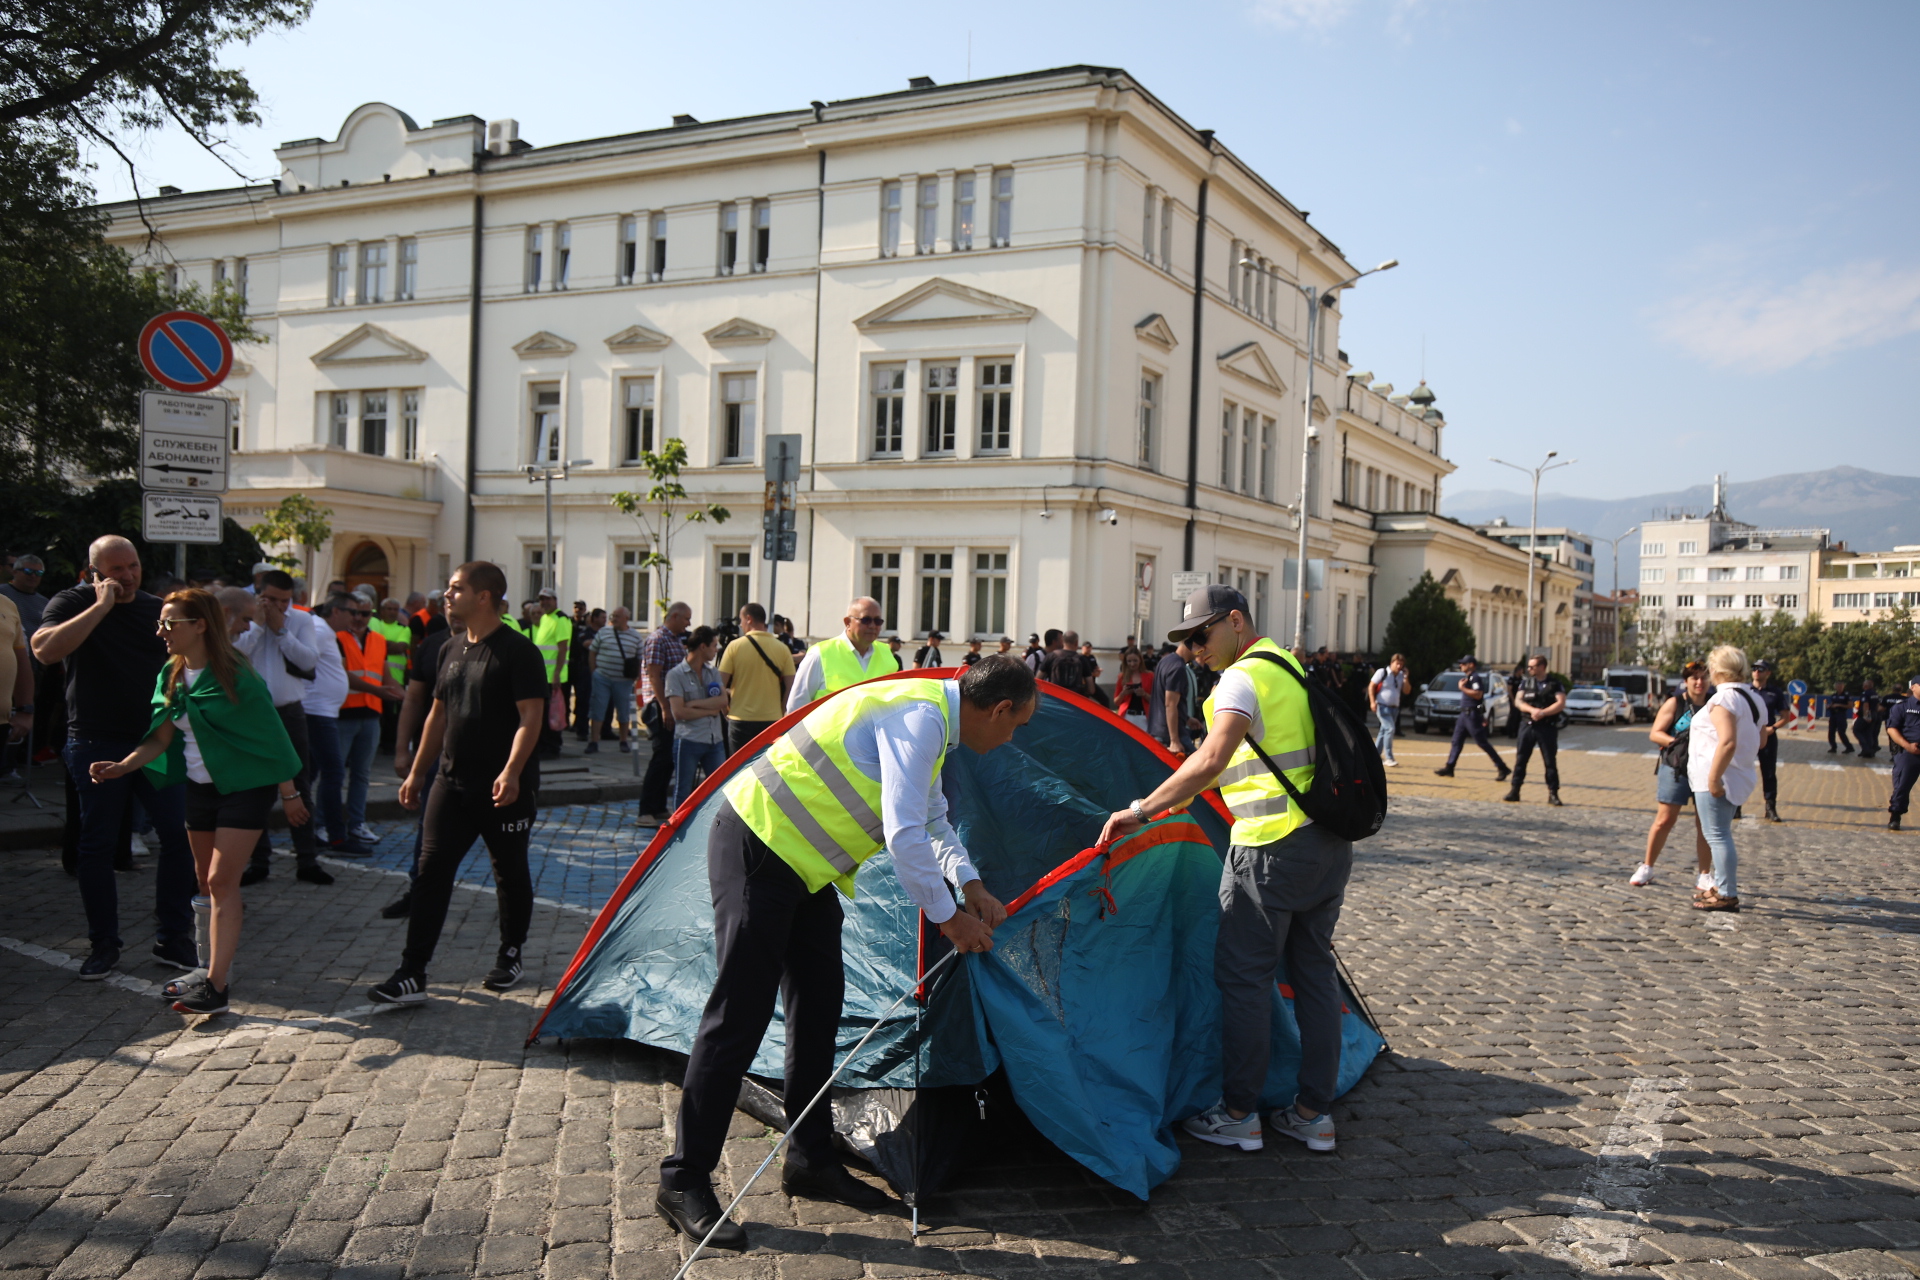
[1603,687,1631,720]
[1412,671,1511,734]
[1565,686,1617,724]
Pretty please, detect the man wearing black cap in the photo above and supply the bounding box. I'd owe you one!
[1885,675,1920,832]
[1749,661,1792,823]
[1434,655,1509,783]
[1853,677,1884,760]
[1099,585,1348,1155]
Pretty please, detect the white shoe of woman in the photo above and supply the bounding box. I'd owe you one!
[1629,863,1654,887]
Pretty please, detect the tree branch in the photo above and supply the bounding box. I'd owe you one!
[0,0,206,127]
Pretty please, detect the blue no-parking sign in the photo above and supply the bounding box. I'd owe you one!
[138,310,232,394]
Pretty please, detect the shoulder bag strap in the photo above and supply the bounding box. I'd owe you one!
[746,632,791,701]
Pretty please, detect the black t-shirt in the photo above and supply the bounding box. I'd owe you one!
[1517,675,1565,718]
[40,585,166,741]
[409,628,451,689]
[432,623,548,804]
[1038,649,1086,690]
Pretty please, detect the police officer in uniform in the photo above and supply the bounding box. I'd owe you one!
[1434,655,1510,781]
[655,656,1035,1249]
[1504,654,1566,806]
[1101,585,1351,1155]
[1749,660,1792,822]
[1827,681,1853,753]
[1854,677,1883,759]
[784,596,901,711]
[1886,674,1920,831]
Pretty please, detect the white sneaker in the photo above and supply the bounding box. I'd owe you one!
[1382,758,1398,767]
[1630,863,1655,887]
[351,823,378,843]
[1697,872,1715,892]
[1271,1098,1336,1152]
[1181,1103,1263,1151]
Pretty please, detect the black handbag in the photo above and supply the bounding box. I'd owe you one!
[613,630,639,681]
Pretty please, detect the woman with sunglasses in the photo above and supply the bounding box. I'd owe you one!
[88,589,307,1016]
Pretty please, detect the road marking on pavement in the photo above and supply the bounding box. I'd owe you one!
[1810,763,1846,772]
[1548,1075,1690,1269]
[317,856,594,916]
[1586,749,1623,756]
[0,936,162,997]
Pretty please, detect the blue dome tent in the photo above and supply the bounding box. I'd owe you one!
[531,670,1385,1204]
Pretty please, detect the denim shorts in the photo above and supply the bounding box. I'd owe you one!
[1656,761,1692,807]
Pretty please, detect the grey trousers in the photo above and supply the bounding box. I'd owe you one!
[1216,821,1353,1116]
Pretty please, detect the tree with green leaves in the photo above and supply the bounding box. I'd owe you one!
[1380,571,1476,686]
[609,439,730,614]
[1810,607,1920,693]
[247,494,332,582]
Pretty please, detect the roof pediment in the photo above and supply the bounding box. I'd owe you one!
[604,323,671,352]
[311,323,428,367]
[1135,313,1178,350]
[1311,393,1330,422]
[704,317,776,346]
[855,278,1036,331]
[1217,341,1286,395]
[512,330,576,357]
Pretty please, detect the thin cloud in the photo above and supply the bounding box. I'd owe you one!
[1654,261,1920,372]
[1247,0,1361,31]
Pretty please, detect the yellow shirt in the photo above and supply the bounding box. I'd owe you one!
[719,631,795,723]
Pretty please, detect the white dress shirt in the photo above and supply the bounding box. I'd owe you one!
[300,611,350,719]
[234,613,319,707]
[837,680,978,924]
[785,636,889,713]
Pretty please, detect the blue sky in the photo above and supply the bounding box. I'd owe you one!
[90,0,1919,499]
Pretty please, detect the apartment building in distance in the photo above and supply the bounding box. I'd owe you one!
[1816,547,1920,623]
[1632,477,1837,646]
[105,66,1490,648]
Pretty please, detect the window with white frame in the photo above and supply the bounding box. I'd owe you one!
[1641,595,1663,608]
[1708,594,1733,609]
[401,390,420,460]
[869,551,901,631]
[620,217,639,283]
[1641,567,1664,582]
[1778,594,1798,609]
[1228,241,1242,307]
[718,206,738,276]
[530,383,560,462]
[618,547,651,625]
[1258,416,1275,501]
[752,200,770,272]
[720,373,756,461]
[1142,188,1156,262]
[1677,540,1699,555]
[1341,456,1360,505]
[977,360,1012,453]
[916,178,938,254]
[1676,567,1696,582]
[1708,566,1735,582]
[525,228,543,292]
[1676,594,1696,608]
[164,265,179,292]
[1641,542,1664,556]
[990,170,1012,246]
[1743,594,1764,609]
[871,365,905,457]
[398,239,417,299]
[1220,400,1236,489]
[650,214,668,281]
[360,391,388,456]
[880,182,902,258]
[213,260,227,289]
[1254,571,1271,633]
[1779,565,1800,580]
[973,551,1007,636]
[621,377,656,463]
[717,549,751,620]
[555,223,572,288]
[924,364,958,454]
[953,175,975,251]
[526,546,551,600]
[236,258,249,305]
[919,552,953,635]
[1746,565,1766,581]
[1160,196,1174,266]
[1832,593,1868,609]
[1240,408,1257,497]
[328,393,350,447]
[329,246,350,306]
[1138,371,1161,471]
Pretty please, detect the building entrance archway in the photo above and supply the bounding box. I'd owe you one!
[344,541,390,600]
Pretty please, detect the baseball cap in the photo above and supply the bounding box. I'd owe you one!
[1753,659,1774,672]
[250,561,275,575]
[1909,673,1920,687]
[1167,584,1250,643]
[537,586,557,599]
[1458,654,1480,666]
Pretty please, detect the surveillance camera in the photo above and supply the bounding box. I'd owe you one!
[1098,507,1118,525]
[1305,425,1320,440]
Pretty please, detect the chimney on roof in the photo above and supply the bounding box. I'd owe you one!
[909,76,936,89]
[158,185,181,196]
[672,113,698,127]
[486,119,519,155]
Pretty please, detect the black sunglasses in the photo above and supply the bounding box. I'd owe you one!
[855,615,884,625]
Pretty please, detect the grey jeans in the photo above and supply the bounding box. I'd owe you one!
[1216,821,1354,1116]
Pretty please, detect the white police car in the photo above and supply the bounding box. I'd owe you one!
[1412,671,1511,734]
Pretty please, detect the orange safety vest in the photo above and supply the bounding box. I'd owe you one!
[336,629,388,713]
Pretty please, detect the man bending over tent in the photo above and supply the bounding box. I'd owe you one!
[656,655,1037,1249]
[1101,584,1350,1155]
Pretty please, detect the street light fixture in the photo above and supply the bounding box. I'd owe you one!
[526,443,594,599]
[1249,257,1399,651]
[1604,525,1638,665]
[1489,450,1575,660]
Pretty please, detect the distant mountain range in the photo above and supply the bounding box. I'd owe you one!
[1443,466,1920,588]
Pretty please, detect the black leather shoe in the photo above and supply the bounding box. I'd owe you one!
[1433,766,1454,777]
[1547,792,1563,807]
[380,893,412,919]
[78,947,120,981]
[780,1160,894,1210]
[1494,766,1511,783]
[1501,788,1520,803]
[654,1184,747,1250]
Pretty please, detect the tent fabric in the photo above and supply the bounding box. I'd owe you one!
[532,670,1385,1198]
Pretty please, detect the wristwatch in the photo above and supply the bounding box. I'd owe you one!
[1130,799,1148,825]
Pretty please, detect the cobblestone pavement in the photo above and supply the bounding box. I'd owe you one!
[1,791,1916,1280]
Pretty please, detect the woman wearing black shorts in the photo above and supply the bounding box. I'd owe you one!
[90,589,306,1016]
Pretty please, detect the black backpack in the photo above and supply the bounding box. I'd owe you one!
[1238,650,1388,841]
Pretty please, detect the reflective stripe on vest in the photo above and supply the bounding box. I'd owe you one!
[813,633,900,700]
[724,678,949,897]
[336,629,388,714]
[1204,637,1315,845]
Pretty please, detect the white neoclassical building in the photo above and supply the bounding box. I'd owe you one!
[108,65,1503,649]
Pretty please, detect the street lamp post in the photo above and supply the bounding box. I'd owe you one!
[1260,257,1399,651]
[1489,451,1575,661]
[526,444,595,598]
[1604,525,1638,666]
